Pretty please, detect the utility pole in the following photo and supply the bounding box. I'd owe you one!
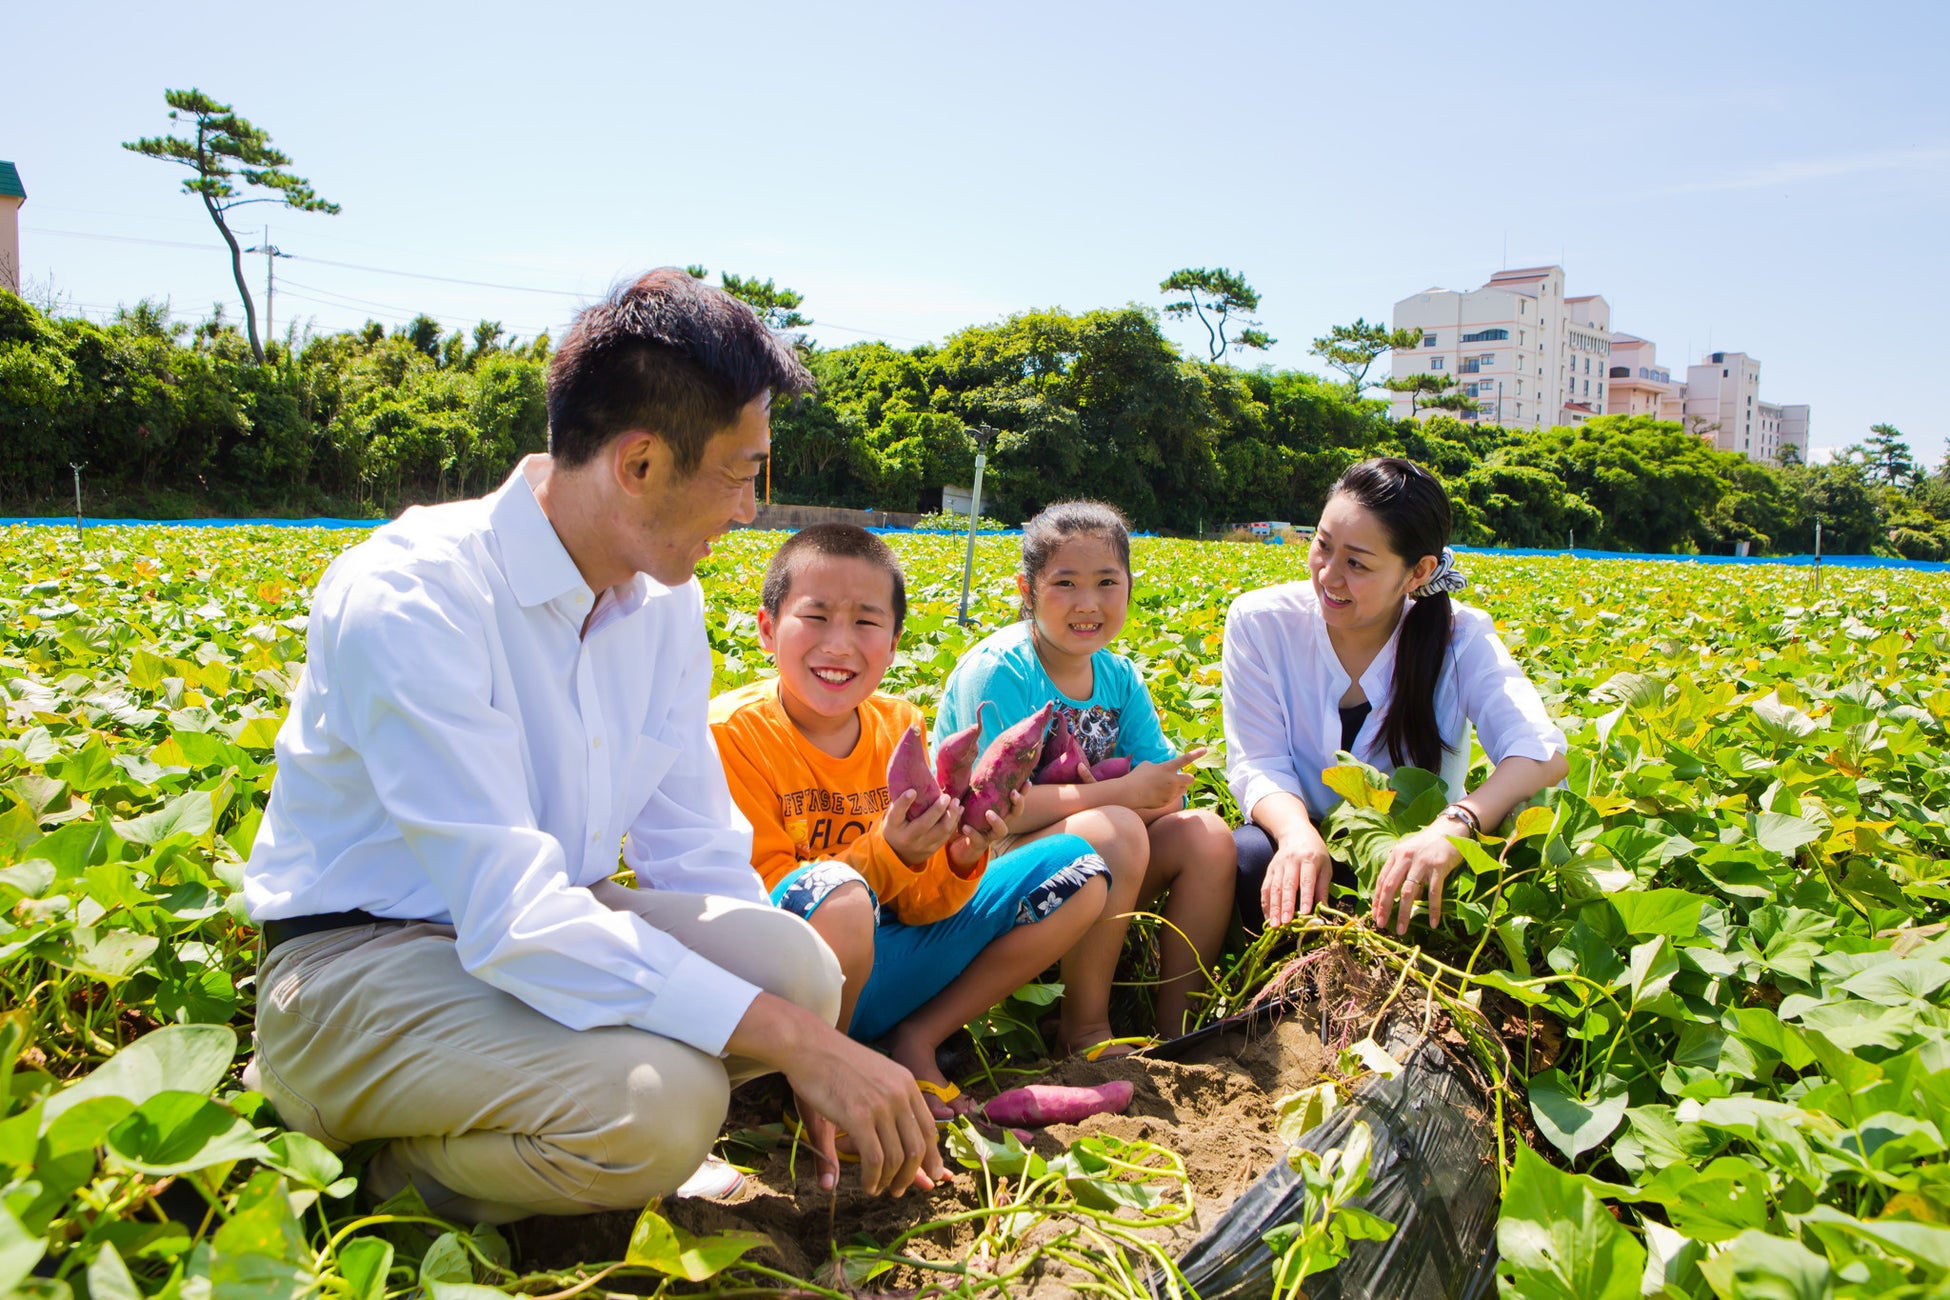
[245,226,292,345]
[957,426,998,626]
[69,463,85,545]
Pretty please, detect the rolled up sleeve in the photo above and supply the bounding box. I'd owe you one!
[1454,621,1568,767]
[330,568,760,1057]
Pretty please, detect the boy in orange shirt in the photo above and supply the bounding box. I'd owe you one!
[710,525,1111,1181]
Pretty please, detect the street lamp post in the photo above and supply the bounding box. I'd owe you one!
[957,425,998,625]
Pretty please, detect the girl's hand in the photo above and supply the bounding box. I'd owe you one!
[1102,747,1208,808]
[949,786,1023,874]
[883,788,961,867]
[1370,826,1466,936]
[1263,820,1333,928]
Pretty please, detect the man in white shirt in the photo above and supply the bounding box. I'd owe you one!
[243,269,948,1223]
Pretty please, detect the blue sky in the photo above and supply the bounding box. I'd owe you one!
[9,1,1947,465]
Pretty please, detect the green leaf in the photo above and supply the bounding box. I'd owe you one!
[0,1201,45,1293]
[85,1242,142,1300]
[1609,888,1706,938]
[1696,1228,1833,1299]
[1754,811,1821,856]
[40,1023,239,1131]
[623,1206,768,1281]
[420,1232,473,1284]
[1496,1145,1644,1299]
[1836,956,1950,1005]
[106,1091,272,1175]
[260,1130,346,1192]
[335,1237,394,1300]
[112,789,215,846]
[1804,1204,1950,1270]
[1528,1069,1629,1159]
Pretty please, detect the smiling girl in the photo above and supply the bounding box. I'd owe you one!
[936,502,1236,1046]
[1222,457,1569,936]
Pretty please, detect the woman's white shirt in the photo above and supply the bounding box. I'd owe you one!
[1221,581,1567,823]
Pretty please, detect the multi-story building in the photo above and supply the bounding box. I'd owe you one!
[0,161,24,294]
[1388,265,1611,430]
[1389,262,1808,462]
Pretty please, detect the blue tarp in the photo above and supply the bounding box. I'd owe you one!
[5,517,1949,572]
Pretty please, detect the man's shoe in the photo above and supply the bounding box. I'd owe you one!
[674,1153,746,1201]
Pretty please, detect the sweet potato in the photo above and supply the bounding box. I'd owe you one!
[982,1080,1134,1128]
[961,702,1054,829]
[1033,711,1085,785]
[1088,756,1132,780]
[933,723,982,802]
[886,724,944,821]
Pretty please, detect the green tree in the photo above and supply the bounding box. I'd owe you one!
[1860,423,1915,486]
[1159,268,1274,363]
[1381,371,1470,417]
[686,267,811,332]
[1309,317,1423,397]
[124,89,339,364]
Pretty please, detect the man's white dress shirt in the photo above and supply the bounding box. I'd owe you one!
[1222,581,1567,823]
[245,458,767,1057]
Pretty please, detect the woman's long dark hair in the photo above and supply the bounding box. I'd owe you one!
[1329,457,1453,773]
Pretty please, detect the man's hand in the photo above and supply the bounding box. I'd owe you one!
[883,789,962,868]
[726,994,948,1197]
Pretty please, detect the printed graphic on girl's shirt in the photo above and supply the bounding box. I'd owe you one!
[1056,703,1121,765]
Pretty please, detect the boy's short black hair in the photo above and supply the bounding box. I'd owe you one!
[547,268,814,473]
[761,524,907,632]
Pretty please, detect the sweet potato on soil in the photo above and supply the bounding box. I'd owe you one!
[933,723,982,801]
[1033,710,1085,785]
[886,724,943,821]
[982,1080,1135,1128]
[961,702,1054,829]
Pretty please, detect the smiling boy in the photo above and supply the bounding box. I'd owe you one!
[709,525,1112,1185]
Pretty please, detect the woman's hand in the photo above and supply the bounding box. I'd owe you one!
[883,788,961,867]
[1262,819,1334,928]
[1370,825,1466,935]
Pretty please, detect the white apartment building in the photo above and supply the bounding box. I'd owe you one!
[1389,262,1810,462]
[1388,265,1611,430]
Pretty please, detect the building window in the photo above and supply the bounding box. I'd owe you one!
[1431,357,1445,370]
[1461,328,1509,342]
[1423,333,1437,347]
[1516,403,1522,417]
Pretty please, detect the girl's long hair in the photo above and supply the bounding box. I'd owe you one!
[1330,458,1453,773]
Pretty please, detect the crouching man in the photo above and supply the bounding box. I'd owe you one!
[242,269,948,1223]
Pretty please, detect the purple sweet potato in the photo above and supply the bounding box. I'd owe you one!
[1033,711,1085,785]
[886,725,943,821]
[933,723,982,802]
[1088,756,1132,780]
[982,1080,1135,1128]
[961,702,1054,830]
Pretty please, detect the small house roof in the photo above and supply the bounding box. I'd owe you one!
[0,161,23,200]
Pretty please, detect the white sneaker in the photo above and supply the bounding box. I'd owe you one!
[674,1153,746,1201]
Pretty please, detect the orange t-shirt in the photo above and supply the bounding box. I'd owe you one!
[707,679,984,926]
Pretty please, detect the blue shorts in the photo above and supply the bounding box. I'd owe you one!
[769,833,1108,1043]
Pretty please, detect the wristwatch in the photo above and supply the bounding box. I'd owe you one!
[1435,803,1481,839]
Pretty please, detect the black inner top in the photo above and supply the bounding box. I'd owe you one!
[1339,701,1373,753]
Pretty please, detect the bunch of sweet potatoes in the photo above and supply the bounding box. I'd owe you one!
[885,703,1057,831]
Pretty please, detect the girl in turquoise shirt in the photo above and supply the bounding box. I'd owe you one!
[936,501,1236,1048]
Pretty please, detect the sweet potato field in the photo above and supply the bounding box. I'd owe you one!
[5,524,1950,1298]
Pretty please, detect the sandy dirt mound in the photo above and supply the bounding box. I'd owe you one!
[513,1011,1332,1295]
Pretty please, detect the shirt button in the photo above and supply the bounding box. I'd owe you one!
[592,738,602,749]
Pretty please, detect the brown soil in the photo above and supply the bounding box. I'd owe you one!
[512,1011,1333,1296]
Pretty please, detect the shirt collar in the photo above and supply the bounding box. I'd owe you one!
[488,456,594,609]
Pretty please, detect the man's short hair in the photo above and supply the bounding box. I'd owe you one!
[761,524,907,633]
[547,268,815,472]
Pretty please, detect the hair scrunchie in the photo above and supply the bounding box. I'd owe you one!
[1412,547,1468,600]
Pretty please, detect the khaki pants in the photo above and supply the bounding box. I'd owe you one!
[244,883,840,1224]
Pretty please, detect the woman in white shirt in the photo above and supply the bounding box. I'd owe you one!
[1222,457,1569,935]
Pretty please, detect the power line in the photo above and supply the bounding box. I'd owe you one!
[22,224,931,343]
